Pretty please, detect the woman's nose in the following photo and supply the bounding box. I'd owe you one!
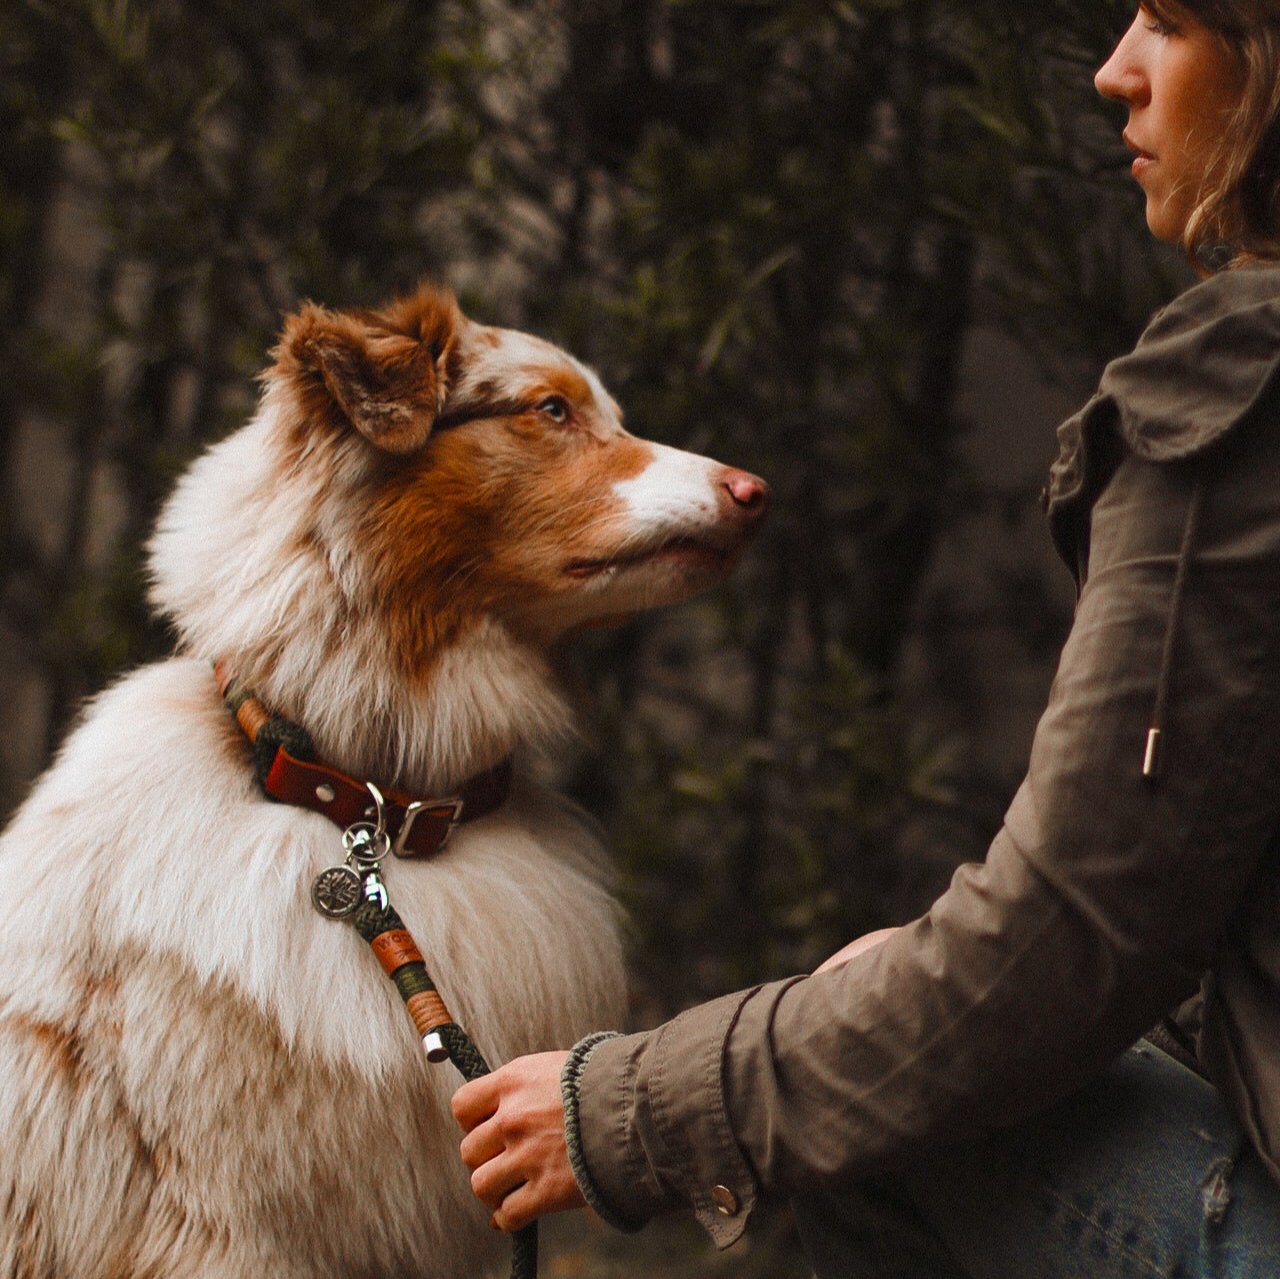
[1095,19,1149,105]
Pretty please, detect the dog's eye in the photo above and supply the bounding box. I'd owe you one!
[537,396,570,423]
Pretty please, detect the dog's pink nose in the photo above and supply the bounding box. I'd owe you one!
[720,470,770,522]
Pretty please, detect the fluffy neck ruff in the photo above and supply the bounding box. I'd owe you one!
[147,397,576,795]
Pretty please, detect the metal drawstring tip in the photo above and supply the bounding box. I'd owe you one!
[423,1030,449,1063]
[1142,728,1163,780]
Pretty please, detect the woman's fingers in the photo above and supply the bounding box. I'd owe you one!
[451,1050,587,1230]
[459,1116,507,1172]
[469,1148,525,1210]
[451,1072,499,1132]
[813,926,900,974]
[491,1180,548,1234]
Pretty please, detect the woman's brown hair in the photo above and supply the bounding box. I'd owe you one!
[1144,0,1280,260]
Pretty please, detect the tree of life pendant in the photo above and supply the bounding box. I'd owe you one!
[311,864,363,918]
[311,784,393,920]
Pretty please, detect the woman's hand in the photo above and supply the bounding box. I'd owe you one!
[451,1051,585,1232]
[449,928,901,1231]
[813,926,900,974]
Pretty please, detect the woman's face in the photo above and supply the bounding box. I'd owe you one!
[1095,3,1245,243]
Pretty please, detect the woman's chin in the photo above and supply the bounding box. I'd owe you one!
[1145,193,1193,246]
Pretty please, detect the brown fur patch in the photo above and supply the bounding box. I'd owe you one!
[6,1016,88,1091]
[272,284,462,455]
[537,366,595,417]
[356,412,654,663]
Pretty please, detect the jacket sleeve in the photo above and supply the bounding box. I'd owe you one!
[572,311,1280,1246]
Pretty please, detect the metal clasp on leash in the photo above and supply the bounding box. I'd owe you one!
[348,782,391,910]
[310,781,393,919]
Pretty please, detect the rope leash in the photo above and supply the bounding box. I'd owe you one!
[216,667,536,1278]
[351,898,538,1279]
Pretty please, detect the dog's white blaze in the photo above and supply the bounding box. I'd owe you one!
[613,441,722,533]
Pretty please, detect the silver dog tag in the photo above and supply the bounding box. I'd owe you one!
[311,864,363,919]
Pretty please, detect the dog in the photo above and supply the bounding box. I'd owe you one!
[0,283,767,1277]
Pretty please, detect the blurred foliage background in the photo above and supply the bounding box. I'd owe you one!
[1,0,1192,992]
[1,0,1197,1269]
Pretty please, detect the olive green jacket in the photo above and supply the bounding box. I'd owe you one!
[569,263,1280,1248]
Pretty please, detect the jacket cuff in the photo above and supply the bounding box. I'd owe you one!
[573,986,773,1249]
[560,1031,629,1230]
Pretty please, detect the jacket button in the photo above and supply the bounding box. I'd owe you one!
[711,1184,740,1216]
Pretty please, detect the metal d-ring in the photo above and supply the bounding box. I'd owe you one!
[343,781,392,866]
[365,781,387,835]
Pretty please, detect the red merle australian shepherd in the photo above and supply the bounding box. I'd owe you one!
[0,283,767,1277]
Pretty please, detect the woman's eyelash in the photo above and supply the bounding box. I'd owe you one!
[1138,2,1176,35]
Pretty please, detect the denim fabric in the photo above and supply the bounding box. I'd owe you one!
[794,1044,1280,1278]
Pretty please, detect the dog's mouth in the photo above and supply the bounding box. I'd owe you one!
[564,535,733,581]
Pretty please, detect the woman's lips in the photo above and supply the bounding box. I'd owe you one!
[1124,132,1155,176]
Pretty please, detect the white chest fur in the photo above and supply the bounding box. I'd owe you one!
[0,658,625,1276]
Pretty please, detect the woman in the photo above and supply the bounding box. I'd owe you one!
[452,3,1280,1274]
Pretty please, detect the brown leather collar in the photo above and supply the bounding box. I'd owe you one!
[215,662,512,858]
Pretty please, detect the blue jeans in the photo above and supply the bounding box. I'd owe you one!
[793,1043,1280,1278]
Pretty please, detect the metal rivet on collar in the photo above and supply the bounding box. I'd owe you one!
[315,783,336,803]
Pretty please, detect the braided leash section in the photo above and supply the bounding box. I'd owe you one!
[437,1023,539,1279]
[436,1020,493,1080]
[216,666,317,782]
[351,902,538,1279]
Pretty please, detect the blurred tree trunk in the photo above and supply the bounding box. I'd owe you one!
[0,4,69,571]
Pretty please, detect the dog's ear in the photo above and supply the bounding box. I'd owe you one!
[276,287,460,454]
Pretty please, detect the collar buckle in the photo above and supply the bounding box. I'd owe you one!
[393,796,466,858]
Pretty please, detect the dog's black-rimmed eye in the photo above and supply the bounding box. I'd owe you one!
[537,396,571,423]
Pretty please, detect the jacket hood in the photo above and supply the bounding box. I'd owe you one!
[1046,263,1280,568]
[1044,263,1280,781]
